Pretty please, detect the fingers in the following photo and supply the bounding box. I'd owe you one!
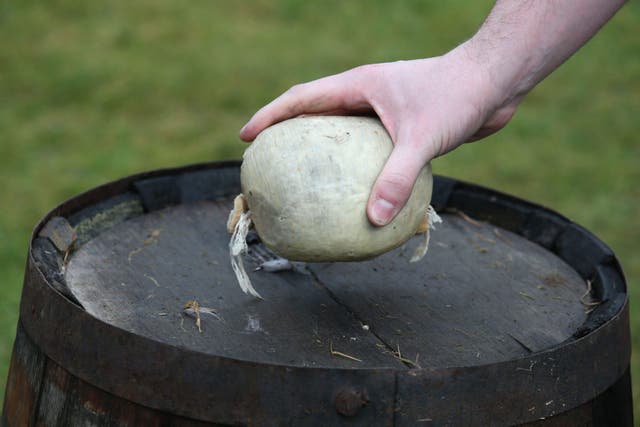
[239,71,369,141]
[367,141,430,227]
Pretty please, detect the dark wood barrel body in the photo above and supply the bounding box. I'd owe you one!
[2,161,633,426]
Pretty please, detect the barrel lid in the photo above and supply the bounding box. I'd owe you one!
[65,193,587,369]
[22,161,629,425]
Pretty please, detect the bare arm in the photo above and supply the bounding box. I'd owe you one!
[466,0,626,113]
[240,0,626,226]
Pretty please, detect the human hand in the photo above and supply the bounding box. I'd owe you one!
[240,0,625,226]
[240,45,520,226]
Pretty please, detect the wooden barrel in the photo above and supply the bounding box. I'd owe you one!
[2,161,632,426]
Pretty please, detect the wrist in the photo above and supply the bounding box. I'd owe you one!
[441,41,522,123]
[457,35,540,113]
[459,0,627,112]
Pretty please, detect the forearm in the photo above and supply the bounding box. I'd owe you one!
[462,0,627,107]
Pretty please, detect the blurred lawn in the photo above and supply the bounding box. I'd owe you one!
[1,0,638,420]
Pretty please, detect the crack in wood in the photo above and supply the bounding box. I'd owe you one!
[507,333,534,353]
[305,266,412,369]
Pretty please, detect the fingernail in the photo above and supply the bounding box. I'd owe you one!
[240,124,248,134]
[371,198,395,226]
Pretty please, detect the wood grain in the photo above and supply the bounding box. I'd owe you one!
[64,198,587,370]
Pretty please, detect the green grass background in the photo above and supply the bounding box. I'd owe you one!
[1,0,638,420]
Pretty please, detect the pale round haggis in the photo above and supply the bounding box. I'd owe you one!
[241,116,433,262]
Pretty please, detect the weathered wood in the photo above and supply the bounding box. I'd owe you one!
[312,214,588,368]
[37,216,76,253]
[34,358,223,427]
[2,162,632,426]
[518,369,634,427]
[64,198,405,369]
[2,324,46,427]
[63,200,588,370]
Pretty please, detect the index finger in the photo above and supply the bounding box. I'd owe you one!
[239,71,368,141]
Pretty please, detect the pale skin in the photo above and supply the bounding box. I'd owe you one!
[240,0,627,227]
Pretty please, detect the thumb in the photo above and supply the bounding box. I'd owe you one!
[367,143,429,227]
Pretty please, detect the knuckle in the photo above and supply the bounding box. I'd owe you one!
[378,172,414,201]
[352,63,381,80]
[282,84,308,115]
[285,83,305,97]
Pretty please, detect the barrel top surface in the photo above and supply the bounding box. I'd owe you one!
[61,188,588,370]
[22,162,630,425]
